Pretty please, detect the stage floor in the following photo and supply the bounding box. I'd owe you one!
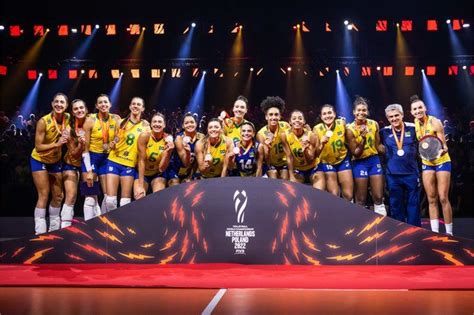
[0,287,473,314]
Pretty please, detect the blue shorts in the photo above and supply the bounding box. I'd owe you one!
[322,155,352,173]
[81,152,109,176]
[352,155,383,179]
[134,172,166,183]
[107,160,137,177]
[267,165,288,172]
[63,163,80,172]
[30,157,62,173]
[422,162,451,172]
[294,166,322,182]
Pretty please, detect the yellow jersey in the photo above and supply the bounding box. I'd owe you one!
[314,119,348,165]
[286,130,318,171]
[415,115,451,166]
[63,127,85,167]
[108,119,149,167]
[144,134,168,176]
[347,119,378,160]
[31,112,70,164]
[201,137,227,178]
[223,118,251,143]
[89,113,119,154]
[257,121,291,167]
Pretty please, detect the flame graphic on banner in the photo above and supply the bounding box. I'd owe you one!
[345,228,355,235]
[160,252,178,264]
[99,217,125,236]
[302,232,320,252]
[302,252,320,265]
[399,255,420,263]
[191,212,200,241]
[191,191,204,207]
[326,244,340,249]
[67,226,93,240]
[290,232,301,262]
[276,192,289,207]
[184,182,197,197]
[30,234,64,241]
[390,227,420,241]
[366,243,411,262]
[180,231,190,261]
[65,252,85,261]
[24,247,54,264]
[359,231,388,245]
[282,182,297,197]
[140,243,155,248]
[160,231,179,251]
[327,253,363,261]
[432,249,464,266]
[463,248,474,257]
[119,252,155,260]
[95,230,123,244]
[423,236,458,243]
[233,190,248,224]
[357,217,384,236]
[12,247,25,257]
[74,242,116,261]
[280,212,289,242]
[127,227,136,235]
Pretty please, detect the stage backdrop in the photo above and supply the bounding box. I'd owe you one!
[1,178,473,265]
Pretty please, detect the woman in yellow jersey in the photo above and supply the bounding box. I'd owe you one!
[222,95,252,143]
[106,97,149,210]
[256,96,291,179]
[30,93,70,234]
[314,104,353,201]
[195,118,233,178]
[82,94,121,220]
[61,99,88,228]
[134,113,174,199]
[410,95,453,235]
[281,110,323,188]
[346,96,386,215]
[168,113,205,185]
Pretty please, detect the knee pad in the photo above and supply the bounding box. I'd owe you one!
[84,196,98,221]
[120,198,131,207]
[106,196,118,211]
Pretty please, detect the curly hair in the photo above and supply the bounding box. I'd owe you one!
[260,96,285,114]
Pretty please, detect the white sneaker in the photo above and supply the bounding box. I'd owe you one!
[35,217,47,235]
[48,215,61,232]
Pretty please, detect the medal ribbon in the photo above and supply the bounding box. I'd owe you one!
[392,123,405,151]
[52,113,66,136]
[99,113,110,146]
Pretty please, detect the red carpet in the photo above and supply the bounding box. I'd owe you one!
[1,264,473,289]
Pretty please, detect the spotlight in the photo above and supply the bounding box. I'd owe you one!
[142,27,146,31]
[95,24,100,29]
[376,66,381,71]
[297,24,300,29]
[446,19,451,24]
[463,65,467,70]
[191,22,196,28]
[396,23,400,27]
[81,69,85,74]
[287,67,292,72]
[163,69,167,73]
[421,69,425,73]
[39,72,43,77]
[463,23,470,28]
[239,25,243,30]
[336,69,339,73]
[0,25,4,31]
[120,72,124,76]
[344,20,349,25]
[250,67,254,72]
[71,28,78,33]
[46,28,50,33]
[347,24,353,30]
[203,70,207,75]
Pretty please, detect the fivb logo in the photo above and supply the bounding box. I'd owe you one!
[233,190,248,224]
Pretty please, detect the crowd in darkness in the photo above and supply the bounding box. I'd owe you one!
[0,102,473,217]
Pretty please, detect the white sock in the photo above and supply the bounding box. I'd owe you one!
[106,195,117,211]
[120,197,131,207]
[84,196,98,221]
[374,203,387,216]
[430,219,440,233]
[445,223,453,236]
[101,194,108,214]
[48,205,61,232]
[34,207,47,235]
[60,204,74,228]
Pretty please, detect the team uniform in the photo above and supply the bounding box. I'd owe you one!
[201,137,227,178]
[234,140,260,176]
[380,123,421,226]
[223,118,252,143]
[415,115,451,172]
[31,112,70,173]
[82,113,119,175]
[347,119,383,178]
[314,119,351,173]
[286,130,319,182]
[63,128,84,172]
[107,119,149,177]
[137,134,168,183]
[168,132,204,180]
[257,121,291,171]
